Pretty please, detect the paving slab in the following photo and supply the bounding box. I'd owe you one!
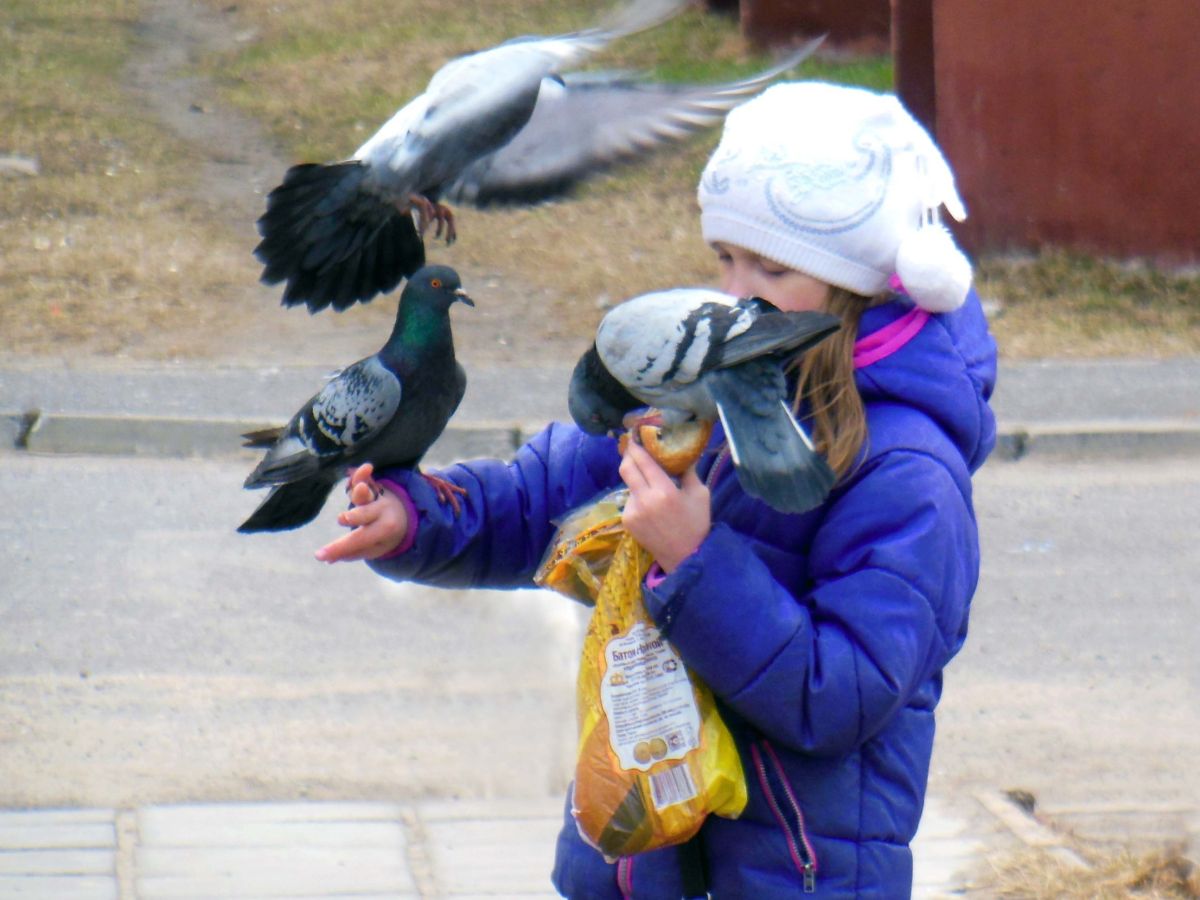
[0,795,1013,898]
[135,803,415,899]
[0,875,117,899]
[0,810,118,900]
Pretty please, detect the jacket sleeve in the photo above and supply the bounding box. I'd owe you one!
[642,448,979,756]
[367,422,622,589]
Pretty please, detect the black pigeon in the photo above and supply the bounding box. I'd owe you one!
[569,288,842,514]
[238,265,473,533]
[254,0,822,313]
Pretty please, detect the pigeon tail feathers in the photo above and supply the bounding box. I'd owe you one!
[707,362,836,514]
[255,162,425,312]
[240,426,285,450]
[237,474,339,533]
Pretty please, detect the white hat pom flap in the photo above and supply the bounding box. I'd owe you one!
[895,220,973,313]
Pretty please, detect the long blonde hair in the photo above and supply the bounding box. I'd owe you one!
[790,288,877,479]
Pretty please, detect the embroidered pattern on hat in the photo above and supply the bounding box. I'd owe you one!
[764,127,892,236]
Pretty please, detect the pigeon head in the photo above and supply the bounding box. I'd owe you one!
[568,344,642,436]
[406,264,474,309]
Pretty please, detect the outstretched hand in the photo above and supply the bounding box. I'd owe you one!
[315,463,409,563]
[619,439,710,572]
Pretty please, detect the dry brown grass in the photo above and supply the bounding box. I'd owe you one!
[0,0,268,357]
[2,0,1196,363]
[979,252,1200,358]
[977,844,1199,899]
[192,0,1200,361]
[196,0,850,348]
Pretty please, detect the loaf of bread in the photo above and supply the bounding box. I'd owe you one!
[617,414,712,476]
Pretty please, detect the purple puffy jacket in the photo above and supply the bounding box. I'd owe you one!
[370,289,997,898]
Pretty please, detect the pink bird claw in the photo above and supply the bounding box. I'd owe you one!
[423,472,467,516]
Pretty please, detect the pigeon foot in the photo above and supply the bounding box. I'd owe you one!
[424,472,468,515]
[408,194,457,245]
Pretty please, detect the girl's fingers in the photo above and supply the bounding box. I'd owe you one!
[680,465,704,494]
[348,480,377,507]
[317,527,381,563]
[348,463,375,488]
[337,502,379,528]
[622,440,681,494]
[619,445,650,492]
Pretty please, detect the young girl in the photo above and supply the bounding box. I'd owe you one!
[317,82,997,898]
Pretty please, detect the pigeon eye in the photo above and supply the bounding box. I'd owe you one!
[430,278,442,288]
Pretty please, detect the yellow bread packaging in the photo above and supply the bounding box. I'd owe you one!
[535,488,747,859]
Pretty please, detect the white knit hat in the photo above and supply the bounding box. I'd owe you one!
[698,82,972,313]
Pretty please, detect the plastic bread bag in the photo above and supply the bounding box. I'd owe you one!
[534,489,627,606]
[535,487,747,859]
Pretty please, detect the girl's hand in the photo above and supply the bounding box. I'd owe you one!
[619,439,710,572]
[315,463,409,563]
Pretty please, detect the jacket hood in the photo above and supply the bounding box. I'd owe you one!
[853,288,997,472]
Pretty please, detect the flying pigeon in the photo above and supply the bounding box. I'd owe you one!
[238,265,473,533]
[569,288,842,514]
[254,1,823,313]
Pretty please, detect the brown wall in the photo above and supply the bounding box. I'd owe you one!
[929,2,1200,265]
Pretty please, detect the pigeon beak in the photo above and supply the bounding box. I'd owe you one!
[454,288,475,307]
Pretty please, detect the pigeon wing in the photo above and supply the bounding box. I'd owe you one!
[596,290,747,394]
[707,358,836,513]
[442,37,823,207]
[309,356,402,454]
[712,303,841,371]
[358,0,690,186]
[246,358,401,486]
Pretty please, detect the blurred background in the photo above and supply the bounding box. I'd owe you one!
[1,2,1197,897]
[3,0,1197,363]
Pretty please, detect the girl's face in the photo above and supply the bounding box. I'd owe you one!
[713,243,831,313]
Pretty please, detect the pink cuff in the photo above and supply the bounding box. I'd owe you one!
[644,562,668,589]
[374,478,418,559]
[643,545,701,588]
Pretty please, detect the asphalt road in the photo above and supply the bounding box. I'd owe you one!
[1,449,1196,846]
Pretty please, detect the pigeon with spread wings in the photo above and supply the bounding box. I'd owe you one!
[238,266,473,533]
[569,288,841,514]
[254,0,822,312]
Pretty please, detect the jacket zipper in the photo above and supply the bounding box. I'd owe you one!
[707,445,817,892]
[705,445,731,492]
[750,741,818,892]
[617,856,634,899]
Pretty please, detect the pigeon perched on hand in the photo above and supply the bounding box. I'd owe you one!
[238,265,473,533]
[569,288,841,514]
[254,0,822,313]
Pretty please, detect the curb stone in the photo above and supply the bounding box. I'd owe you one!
[1,411,531,466]
[990,420,1200,462]
[6,409,1200,463]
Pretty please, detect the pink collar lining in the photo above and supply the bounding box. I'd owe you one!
[853,306,929,369]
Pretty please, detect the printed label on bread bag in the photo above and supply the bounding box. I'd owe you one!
[600,621,701,773]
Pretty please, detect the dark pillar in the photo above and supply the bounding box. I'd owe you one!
[739,0,891,51]
[891,0,935,133]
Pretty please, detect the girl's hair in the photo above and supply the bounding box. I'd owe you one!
[790,287,876,479]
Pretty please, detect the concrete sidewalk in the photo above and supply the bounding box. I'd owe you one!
[2,356,1199,463]
[0,796,991,899]
[1,355,1195,898]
